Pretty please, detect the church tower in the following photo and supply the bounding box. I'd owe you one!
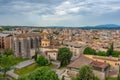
[41,29,50,48]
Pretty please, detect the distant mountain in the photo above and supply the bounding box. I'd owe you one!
[95,24,120,28]
[0,24,120,29]
[80,24,120,29]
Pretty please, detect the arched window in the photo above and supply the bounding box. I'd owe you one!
[19,41,21,53]
[31,38,33,49]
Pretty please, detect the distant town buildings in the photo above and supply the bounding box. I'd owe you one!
[0,27,120,80]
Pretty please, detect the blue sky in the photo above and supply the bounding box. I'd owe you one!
[0,0,120,27]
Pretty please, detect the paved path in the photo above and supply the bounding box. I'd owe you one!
[7,69,18,79]
[15,59,35,69]
[0,59,35,79]
[51,61,60,68]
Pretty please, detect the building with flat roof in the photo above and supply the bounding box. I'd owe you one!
[63,41,86,56]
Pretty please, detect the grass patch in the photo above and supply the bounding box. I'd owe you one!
[14,57,29,64]
[14,63,40,76]
[14,62,56,76]
[0,74,16,80]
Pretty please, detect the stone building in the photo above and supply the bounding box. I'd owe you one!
[10,33,41,58]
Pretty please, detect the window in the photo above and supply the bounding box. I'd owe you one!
[31,39,33,48]
[19,41,21,53]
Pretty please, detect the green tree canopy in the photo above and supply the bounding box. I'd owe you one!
[34,50,38,61]
[62,75,65,80]
[28,67,59,80]
[0,55,15,77]
[2,48,13,56]
[57,47,72,67]
[36,55,48,66]
[97,51,106,56]
[78,65,94,80]
[107,43,114,56]
[83,47,96,55]
[117,66,120,80]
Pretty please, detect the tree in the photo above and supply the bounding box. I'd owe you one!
[57,47,72,67]
[97,51,106,56]
[0,55,15,77]
[2,48,13,56]
[36,55,48,66]
[34,50,38,61]
[61,75,65,80]
[107,43,114,56]
[0,53,2,64]
[93,76,100,80]
[117,66,120,80]
[78,65,94,80]
[28,67,59,80]
[83,47,96,55]
[18,75,28,80]
[118,74,120,80]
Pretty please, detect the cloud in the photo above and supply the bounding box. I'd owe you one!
[54,0,120,16]
[1,0,120,16]
[0,0,120,26]
[54,1,81,15]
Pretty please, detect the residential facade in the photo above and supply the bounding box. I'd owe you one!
[0,33,12,50]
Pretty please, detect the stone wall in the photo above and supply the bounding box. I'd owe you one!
[93,70,105,80]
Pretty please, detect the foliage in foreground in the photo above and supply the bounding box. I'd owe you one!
[77,65,100,80]
[78,65,94,80]
[0,55,16,77]
[18,67,59,80]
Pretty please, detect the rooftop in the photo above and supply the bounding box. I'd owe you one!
[63,41,86,47]
[68,55,93,69]
[90,60,108,69]
[0,33,11,37]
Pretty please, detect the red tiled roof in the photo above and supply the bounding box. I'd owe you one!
[90,61,108,69]
[68,55,93,69]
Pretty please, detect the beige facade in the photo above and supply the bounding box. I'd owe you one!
[45,51,58,61]
[63,41,86,56]
[41,40,50,47]
[41,29,50,48]
[0,34,12,49]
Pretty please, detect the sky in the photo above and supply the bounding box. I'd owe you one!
[0,0,120,27]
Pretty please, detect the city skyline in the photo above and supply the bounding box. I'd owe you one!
[0,0,120,27]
